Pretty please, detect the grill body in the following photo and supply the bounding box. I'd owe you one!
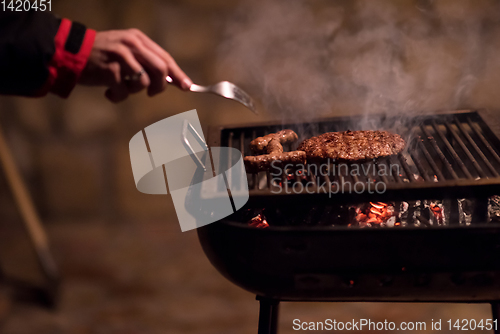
[199,109,500,301]
[199,222,500,302]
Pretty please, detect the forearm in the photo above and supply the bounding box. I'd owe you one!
[0,11,95,97]
[0,12,191,101]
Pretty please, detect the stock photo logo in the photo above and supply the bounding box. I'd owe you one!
[128,110,249,231]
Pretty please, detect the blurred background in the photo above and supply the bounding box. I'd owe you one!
[0,0,499,333]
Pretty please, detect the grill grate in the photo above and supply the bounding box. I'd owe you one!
[211,110,500,205]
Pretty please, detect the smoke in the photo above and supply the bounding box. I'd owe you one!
[217,0,500,128]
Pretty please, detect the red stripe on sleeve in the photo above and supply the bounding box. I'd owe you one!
[36,18,96,98]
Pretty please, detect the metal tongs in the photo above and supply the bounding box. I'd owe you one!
[182,119,208,172]
[166,76,258,115]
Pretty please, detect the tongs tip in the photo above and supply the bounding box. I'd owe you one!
[247,104,259,115]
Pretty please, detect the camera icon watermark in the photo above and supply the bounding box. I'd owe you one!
[129,109,249,231]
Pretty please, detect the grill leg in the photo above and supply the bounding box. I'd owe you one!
[257,296,280,334]
[492,303,500,334]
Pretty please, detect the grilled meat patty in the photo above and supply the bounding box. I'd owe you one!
[297,130,405,162]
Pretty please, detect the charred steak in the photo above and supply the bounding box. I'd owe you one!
[297,130,405,162]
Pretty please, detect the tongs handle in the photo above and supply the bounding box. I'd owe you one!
[181,120,208,171]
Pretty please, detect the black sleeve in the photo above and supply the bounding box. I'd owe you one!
[0,11,60,96]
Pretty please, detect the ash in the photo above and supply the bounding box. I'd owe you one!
[489,195,500,223]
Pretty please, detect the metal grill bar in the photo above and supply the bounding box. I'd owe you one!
[420,124,459,180]
[322,165,332,189]
[467,117,500,166]
[444,122,487,178]
[431,121,473,179]
[391,161,403,183]
[410,151,432,182]
[352,172,360,184]
[309,167,317,186]
[282,171,288,193]
[417,139,445,181]
[375,161,389,184]
[398,154,415,182]
[455,119,499,177]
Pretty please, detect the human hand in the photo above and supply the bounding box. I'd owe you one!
[78,28,193,102]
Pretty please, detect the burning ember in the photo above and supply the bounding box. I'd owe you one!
[248,213,269,228]
[286,169,308,182]
[352,200,449,228]
[241,196,500,228]
[430,203,444,225]
[354,202,397,227]
[490,195,500,223]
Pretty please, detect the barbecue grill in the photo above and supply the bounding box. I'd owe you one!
[198,109,500,334]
